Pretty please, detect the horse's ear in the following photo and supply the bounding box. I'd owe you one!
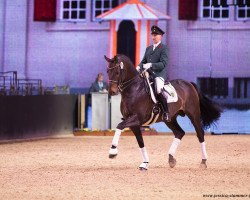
[114,55,118,63]
[104,55,111,63]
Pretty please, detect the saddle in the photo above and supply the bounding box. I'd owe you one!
[141,72,178,126]
[143,72,178,104]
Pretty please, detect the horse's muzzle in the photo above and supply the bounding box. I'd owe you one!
[109,84,119,95]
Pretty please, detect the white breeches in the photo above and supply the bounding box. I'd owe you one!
[155,77,165,94]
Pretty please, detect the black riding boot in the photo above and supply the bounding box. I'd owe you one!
[158,92,171,122]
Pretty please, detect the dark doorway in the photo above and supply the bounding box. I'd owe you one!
[117,20,136,65]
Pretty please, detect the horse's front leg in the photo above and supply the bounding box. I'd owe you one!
[109,115,143,165]
[109,128,122,158]
[108,119,128,158]
[130,126,149,170]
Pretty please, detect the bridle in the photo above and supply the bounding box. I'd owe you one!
[107,61,138,92]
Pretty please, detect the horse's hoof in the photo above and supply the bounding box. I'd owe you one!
[200,163,207,169]
[139,167,148,171]
[109,147,118,159]
[169,160,176,168]
[200,159,207,169]
[138,162,149,171]
[168,154,176,168]
[109,154,117,159]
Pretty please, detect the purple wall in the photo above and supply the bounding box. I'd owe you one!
[0,0,249,104]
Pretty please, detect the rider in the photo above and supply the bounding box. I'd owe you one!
[136,25,170,122]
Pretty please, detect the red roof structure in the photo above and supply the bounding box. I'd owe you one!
[97,0,170,20]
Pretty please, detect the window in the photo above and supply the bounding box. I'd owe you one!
[235,0,250,20]
[60,0,87,22]
[92,0,125,21]
[234,78,250,98]
[201,0,230,20]
[197,77,228,98]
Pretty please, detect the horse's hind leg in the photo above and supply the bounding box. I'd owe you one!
[130,126,149,170]
[165,118,185,168]
[188,114,208,169]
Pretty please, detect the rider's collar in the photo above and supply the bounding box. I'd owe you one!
[153,41,161,50]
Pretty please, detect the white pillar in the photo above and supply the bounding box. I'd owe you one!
[91,93,110,130]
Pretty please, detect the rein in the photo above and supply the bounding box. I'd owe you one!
[108,63,139,92]
[117,74,138,92]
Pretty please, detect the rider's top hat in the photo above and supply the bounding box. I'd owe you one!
[151,25,165,35]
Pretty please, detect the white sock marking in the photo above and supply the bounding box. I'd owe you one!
[201,142,208,160]
[139,147,149,162]
[111,129,122,147]
[168,138,181,156]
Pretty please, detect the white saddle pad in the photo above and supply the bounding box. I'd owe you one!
[163,83,178,103]
[146,77,178,104]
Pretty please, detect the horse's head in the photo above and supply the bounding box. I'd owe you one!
[104,55,123,95]
[104,54,138,95]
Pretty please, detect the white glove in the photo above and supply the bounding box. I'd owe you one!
[136,66,140,72]
[143,63,152,70]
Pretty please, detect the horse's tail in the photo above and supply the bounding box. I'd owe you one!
[191,82,223,129]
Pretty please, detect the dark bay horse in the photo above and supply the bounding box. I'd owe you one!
[105,54,222,170]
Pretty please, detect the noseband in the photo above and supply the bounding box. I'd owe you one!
[107,61,138,92]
